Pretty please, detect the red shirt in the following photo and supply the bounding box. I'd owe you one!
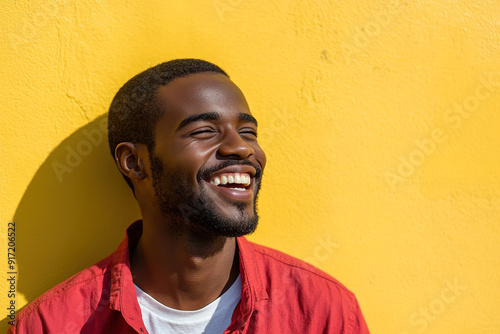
[9,221,369,333]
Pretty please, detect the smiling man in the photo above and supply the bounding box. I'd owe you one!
[9,59,369,334]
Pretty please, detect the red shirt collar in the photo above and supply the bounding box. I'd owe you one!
[106,220,269,330]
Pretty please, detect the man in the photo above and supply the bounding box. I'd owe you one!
[9,59,369,333]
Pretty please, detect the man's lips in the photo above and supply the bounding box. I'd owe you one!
[198,160,262,182]
[206,180,254,201]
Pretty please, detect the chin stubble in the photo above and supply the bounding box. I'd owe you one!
[150,155,263,237]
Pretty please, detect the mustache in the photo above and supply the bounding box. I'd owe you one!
[197,160,263,182]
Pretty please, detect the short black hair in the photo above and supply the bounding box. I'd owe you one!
[108,59,229,191]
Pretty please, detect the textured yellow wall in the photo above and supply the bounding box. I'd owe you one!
[1,0,499,332]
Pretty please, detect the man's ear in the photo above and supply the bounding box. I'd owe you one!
[114,142,148,181]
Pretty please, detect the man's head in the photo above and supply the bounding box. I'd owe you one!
[108,59,266,237]
[108,59,229,190]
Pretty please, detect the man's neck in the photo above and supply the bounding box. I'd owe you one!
[130,217,240,311]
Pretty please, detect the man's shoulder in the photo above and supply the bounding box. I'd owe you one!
[242,238,356,298]
[13,255,112,327]
[239,238,369,333]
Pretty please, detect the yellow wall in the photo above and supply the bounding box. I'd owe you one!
[1,0,499,332]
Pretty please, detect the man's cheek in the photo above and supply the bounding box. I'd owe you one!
[255,148,267,170]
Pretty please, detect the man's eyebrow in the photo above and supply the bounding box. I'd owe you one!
[177,112,220,130]
[177,112,258,131]
[239,113,258,126]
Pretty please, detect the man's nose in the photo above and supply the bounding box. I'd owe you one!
[217,130,254,159]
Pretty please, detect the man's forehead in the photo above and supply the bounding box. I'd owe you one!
[153,72,254,129]
[155,72,243,105]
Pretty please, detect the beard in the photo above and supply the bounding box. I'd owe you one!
[150,154,263,238]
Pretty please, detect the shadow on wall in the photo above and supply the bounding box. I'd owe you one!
[1,114,141,328]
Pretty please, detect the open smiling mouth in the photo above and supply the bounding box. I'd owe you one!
[207,173,252,192]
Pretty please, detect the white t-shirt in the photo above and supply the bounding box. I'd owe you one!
[134,275,241,334]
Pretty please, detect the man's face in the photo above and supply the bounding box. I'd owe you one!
[148,72,266,237]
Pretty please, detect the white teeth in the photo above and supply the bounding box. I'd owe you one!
[210,173,251,187]
[230,187,246,191]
